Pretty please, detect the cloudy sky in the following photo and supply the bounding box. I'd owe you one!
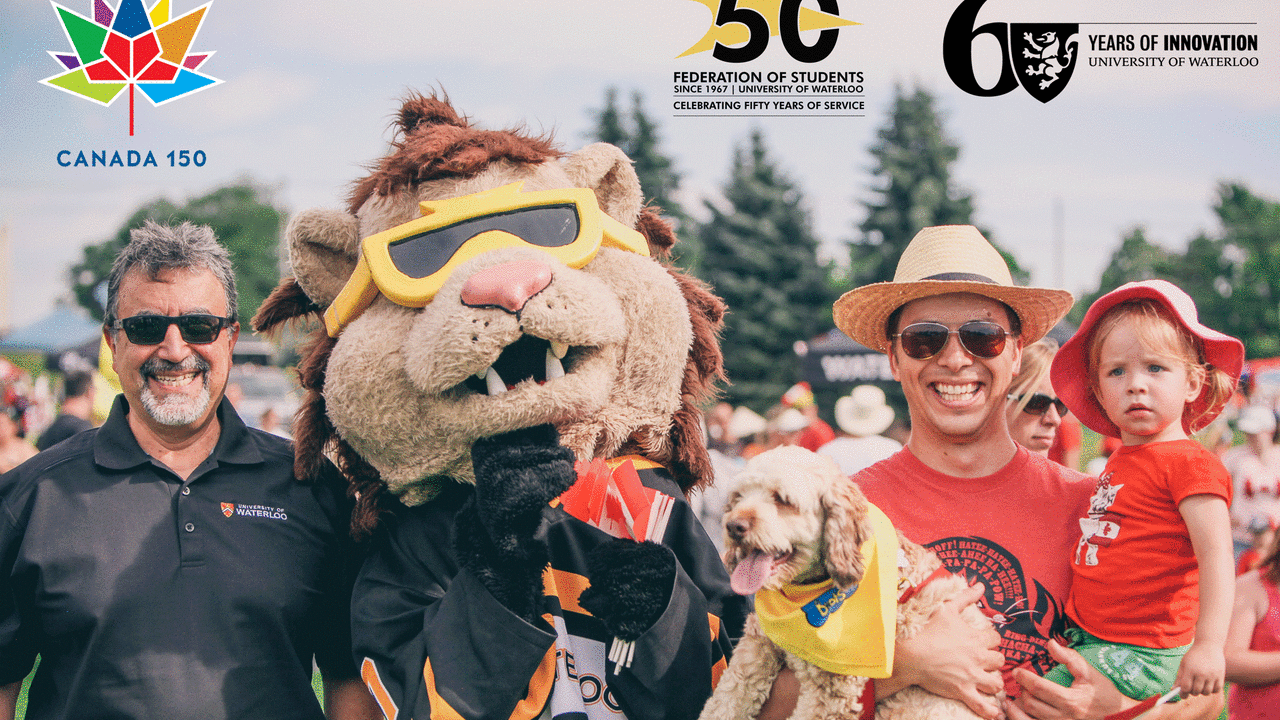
[1,0,1276,331]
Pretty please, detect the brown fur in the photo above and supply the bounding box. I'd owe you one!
[347,91,562,216]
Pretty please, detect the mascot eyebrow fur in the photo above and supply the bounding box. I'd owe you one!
[254,91,746,720]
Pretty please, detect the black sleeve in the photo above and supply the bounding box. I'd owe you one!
[0,469,39,685]
[311,462,363,680]
[350,488,557,720]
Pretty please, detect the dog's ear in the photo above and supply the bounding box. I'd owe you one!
[822,477,873,591]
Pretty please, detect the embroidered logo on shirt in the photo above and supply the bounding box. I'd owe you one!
[219,502,288,520]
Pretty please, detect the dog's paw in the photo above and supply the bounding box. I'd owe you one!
[470,424,577,543]
[580,540,676,641]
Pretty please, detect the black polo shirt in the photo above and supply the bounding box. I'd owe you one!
[0,395,359,720]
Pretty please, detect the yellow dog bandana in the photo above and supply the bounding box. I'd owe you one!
[754,503,898,676]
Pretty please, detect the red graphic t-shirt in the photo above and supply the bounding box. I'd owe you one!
[855,446,1093,696]
[1067,439,1232,648]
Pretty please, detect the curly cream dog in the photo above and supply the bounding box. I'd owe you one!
[698,446,995,720]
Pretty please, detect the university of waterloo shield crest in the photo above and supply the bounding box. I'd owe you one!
[221,502,234,518]
[1011,24,1080,103]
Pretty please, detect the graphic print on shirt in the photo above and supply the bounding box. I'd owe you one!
[1075,473,1123,566]
[928,536,1069,679]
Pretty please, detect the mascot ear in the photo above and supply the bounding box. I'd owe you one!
[287,207,361,307]
[563,143,642,229]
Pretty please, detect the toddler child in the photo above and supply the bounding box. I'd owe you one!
[1046,279,1243,702]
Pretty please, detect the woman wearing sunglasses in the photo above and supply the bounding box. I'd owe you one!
[1005,338,1069,457]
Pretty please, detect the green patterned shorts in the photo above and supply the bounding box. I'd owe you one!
[1042,627,1188,701]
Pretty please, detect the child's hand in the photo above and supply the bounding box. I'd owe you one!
[1173,642,1224,696]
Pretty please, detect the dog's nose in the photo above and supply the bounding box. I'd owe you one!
[725,518,751,540]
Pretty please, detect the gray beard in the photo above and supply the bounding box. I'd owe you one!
[140,382,212,426]
[138,355,213,427]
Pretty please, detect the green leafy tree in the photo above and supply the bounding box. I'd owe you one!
[1071,226,1176,323]
[850,85,1028,286]
[71,181,286,325]
[697,129,835,411]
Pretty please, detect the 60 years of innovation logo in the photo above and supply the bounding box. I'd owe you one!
[40,0,221,136]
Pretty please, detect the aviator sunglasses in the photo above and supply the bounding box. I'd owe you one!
[892,321,1010,360]
[114,314,235,345]
[1008,392,1069,418]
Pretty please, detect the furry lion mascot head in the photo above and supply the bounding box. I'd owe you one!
[254,92,744,720]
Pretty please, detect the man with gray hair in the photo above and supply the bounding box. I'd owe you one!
[0,222,378,719]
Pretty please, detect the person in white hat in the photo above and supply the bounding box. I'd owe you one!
[816,384,901,475]
[759,226,1220,720]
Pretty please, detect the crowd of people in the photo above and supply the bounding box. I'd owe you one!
[2,219,1279,720]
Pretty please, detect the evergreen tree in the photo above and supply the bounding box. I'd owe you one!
[698,129,835,411]
[586,88,698,266]
[71,181,286,325]
[850,85,1028,286]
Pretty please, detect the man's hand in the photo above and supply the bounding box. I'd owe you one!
[891,583,1005,719]
[1173,642,1224,697]
[1008,640,1130,720]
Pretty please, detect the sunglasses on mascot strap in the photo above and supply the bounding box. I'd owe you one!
[1008,392,1069,418]
[324,182,651,337]
[113,314,236,345]
[891,321,1010,360]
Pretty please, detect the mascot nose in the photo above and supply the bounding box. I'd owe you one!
[460,259,554,314]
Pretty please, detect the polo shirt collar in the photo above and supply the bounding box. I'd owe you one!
[94,393,265,471]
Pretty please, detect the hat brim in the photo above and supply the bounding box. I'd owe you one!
[834,404,895,436]
[834,280,1074,355]
[1051,281,1244,438]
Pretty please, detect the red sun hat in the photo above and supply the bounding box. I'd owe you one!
[1050,279,1244,438]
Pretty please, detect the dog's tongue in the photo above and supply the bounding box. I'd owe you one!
[731,550,775,595]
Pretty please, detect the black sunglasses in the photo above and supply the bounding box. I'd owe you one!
[892,321,1010,360]
[1008,392,1069,418]
[114,314,235,345]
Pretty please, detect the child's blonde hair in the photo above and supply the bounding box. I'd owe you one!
[1085,299,1236,433]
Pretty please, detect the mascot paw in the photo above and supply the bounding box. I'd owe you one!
[470,424,577,545]
[454,496,549,625]
[580,540,676,641]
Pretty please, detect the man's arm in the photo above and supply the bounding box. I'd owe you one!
[0,680,19,720]
[1008,640,1222,720]
[321,673,382,720]
[757,583,1005,720]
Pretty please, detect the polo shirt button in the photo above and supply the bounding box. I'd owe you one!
[181,487,191,496]
[185,522,195,532]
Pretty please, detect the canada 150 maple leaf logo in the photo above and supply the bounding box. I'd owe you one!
[41,0,221,136]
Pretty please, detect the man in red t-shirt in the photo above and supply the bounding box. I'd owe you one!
[758,226,1221,720]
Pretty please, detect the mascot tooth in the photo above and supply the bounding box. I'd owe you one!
[254,92,748,720]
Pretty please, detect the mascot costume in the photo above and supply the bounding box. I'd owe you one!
[254,92,748,720]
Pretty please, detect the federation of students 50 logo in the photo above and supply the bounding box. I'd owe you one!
[943,0,1079,102]
[40,0,221,135]
[679,0,859,63]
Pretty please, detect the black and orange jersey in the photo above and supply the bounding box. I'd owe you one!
[352,459,747,720]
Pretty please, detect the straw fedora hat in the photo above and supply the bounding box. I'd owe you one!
[834,385,895,436]
[834,225,1073,354]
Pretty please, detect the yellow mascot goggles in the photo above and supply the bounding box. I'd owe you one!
[324,182,651,336]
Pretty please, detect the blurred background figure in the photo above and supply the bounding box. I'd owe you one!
[757,404,809,457]
[1225,525,1280,719]
[705,401,741,456]
[36,370,96,451]
[1005,338,1068,459]
[1226,404,1280,564]
[818,384,901,475]
[781,381,834,452]
[0,402,36,472]
[258,407,291,440]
